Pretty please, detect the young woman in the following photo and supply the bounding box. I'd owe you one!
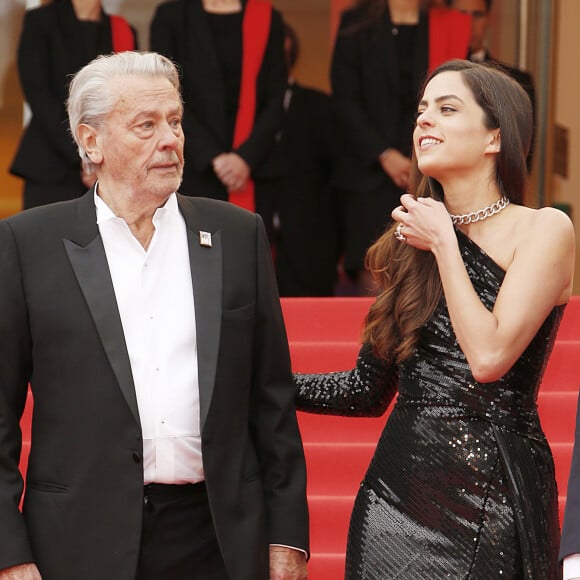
[296,59,574,578]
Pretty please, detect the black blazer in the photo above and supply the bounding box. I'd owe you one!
[259,82,339,296]
[150,0,286,199]
[330,7,429,193]
[0,192,308,580]
[10,1,137,187]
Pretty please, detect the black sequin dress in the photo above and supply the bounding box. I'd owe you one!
[295,229,563,579]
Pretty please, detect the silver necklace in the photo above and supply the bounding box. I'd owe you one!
[449,196,510,225]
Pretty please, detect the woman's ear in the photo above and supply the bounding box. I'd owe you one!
[486,129,501,154]
[77,124,103,164]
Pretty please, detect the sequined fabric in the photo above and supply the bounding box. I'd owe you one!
[295,229,563,579]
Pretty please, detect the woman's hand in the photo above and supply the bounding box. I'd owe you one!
[391,194,455,252]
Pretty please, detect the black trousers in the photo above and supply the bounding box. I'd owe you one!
[136,482,228,580]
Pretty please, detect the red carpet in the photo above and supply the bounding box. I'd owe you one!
[284,296,580,579]
[17,296,579,578]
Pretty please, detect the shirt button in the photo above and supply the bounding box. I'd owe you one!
[132,450,141,463]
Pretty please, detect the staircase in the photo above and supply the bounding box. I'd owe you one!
[16,297,579,578]
[281,296,580,579]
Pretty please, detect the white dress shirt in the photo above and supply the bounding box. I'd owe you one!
[96,191,203,484]
[564,554,580,579]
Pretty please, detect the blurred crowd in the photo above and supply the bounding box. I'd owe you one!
[9,0,535,296]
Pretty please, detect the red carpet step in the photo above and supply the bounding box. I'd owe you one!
[282,296,580,580]
[16,297,580,579]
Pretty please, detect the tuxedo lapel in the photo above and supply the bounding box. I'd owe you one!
[178,197,223,432]
[63,192,140,425]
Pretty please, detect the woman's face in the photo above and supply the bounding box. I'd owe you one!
[413,70,500,180]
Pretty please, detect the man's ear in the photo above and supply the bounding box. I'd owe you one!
[486,129,501,154]
[77,124,103,164]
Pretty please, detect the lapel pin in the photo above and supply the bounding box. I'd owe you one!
[199,231,212,248]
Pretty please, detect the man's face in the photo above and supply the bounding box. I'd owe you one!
[452,0,489,54]
[94,74,185,204]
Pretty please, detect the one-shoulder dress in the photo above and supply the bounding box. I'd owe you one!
[295,229,563,579]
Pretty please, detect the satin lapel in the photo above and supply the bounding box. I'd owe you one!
[178,197,223,432]
[63,192,140,425]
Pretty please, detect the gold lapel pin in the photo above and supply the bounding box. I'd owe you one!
[199,231,212,247]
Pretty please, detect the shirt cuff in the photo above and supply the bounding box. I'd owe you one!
[269,544,309,559]
[563,553,580,579]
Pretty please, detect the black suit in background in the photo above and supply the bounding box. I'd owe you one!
[150,0,286,205]
[0,191,309,579]
[257,81,339,296]
[330,7,431,274]
[9,0,136,209]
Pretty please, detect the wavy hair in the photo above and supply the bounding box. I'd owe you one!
[362,59,533,363]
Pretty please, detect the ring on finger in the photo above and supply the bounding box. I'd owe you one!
[394,222,407,243]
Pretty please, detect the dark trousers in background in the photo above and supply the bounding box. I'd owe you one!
[136,482,228,580]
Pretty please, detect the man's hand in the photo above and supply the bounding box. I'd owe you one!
[212,153,250,192]
[269,546,307,580]
[0,563,42,579]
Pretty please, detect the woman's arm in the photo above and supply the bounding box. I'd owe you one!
[295,343,398,417]
[395,195,575,383]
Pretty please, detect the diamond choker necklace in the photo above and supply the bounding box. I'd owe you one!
[449,196,510,225]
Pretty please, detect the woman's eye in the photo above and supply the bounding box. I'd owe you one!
[441,106,456,114]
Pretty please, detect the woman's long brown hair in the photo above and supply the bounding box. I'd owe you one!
[361,59,533,364]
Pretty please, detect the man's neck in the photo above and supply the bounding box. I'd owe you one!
[96,184,171,250]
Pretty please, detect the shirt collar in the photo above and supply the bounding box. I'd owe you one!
[94,184,179,226]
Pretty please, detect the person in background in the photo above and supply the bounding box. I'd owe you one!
[0,51,308,580]
[295,59,573,578]
[330,0,470,295]
[449,0,536,178]
[258,21,339,296]
[149,0,286,226]
[10,0,136,209]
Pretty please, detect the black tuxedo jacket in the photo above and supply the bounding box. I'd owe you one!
[330,7,430,193]
[150,0,286,199]
[10,1,137,190]
[0,192,308,580]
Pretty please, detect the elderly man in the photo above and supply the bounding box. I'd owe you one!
[0,51,308,580]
